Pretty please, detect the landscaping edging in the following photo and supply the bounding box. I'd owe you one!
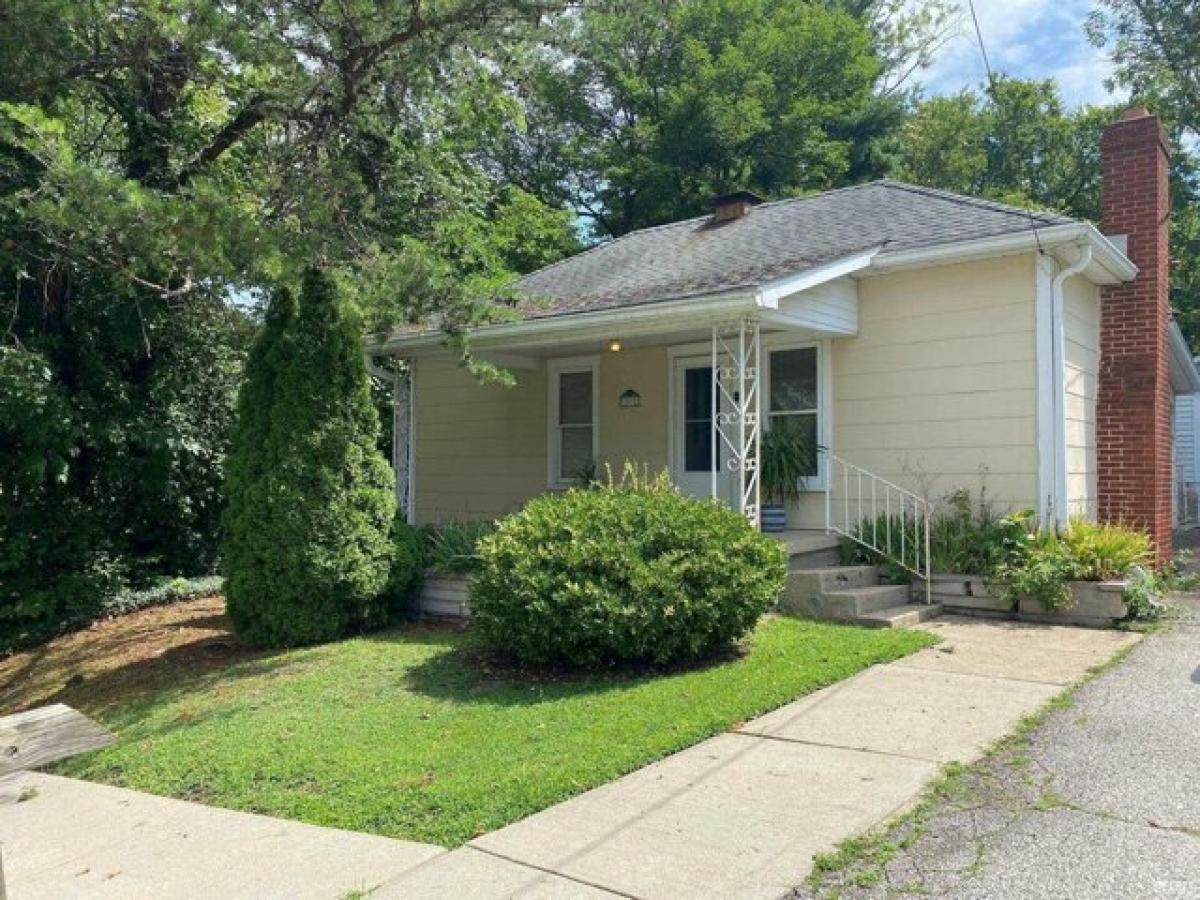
[913,573,1012,618]
[912,576,1129,626]
[1016,581,1129,628]
[418,573,471,618]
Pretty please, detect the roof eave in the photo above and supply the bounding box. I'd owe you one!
[1169,320,1200,394]
[870,223,1138,284]
[369,288,763,356]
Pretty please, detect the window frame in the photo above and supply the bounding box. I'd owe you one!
[547,356,600,489]
[763,337,831,490]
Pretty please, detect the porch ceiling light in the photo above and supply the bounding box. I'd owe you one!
[608,338,622,352]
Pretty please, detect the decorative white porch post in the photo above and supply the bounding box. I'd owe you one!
[712,317,762,527]
[393,366,413,521]
[367,355,414,522]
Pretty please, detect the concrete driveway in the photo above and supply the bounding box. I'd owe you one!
[0,617,1138,900]
[796,605,1200,899]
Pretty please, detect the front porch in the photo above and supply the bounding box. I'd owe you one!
[380,297,851,530]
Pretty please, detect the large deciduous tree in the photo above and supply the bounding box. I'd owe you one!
[504,0,955,239]
[892,74,1200,350]
[0,0,577,646]
[1088,0,1200,350]
[894,77,1113,220]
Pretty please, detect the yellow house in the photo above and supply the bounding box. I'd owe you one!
[370,178,1195,557]
[367,110,1200,624]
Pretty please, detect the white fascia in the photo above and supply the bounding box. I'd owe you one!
[873,223,1136,285]
[1169,321,1200,394]
[755,247,880,308]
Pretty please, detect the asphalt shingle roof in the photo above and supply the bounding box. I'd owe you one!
[514,180,1075,318]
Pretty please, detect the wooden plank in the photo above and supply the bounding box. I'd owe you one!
[0,703,114,777]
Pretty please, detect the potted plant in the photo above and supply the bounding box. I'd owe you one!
[759,424,813,533]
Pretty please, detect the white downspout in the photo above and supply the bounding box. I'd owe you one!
[1050,245,1092,529]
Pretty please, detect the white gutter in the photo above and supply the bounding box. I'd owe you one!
[1049,245,1092,528]
[873,223,1136,284]
[1168,321,1200,394]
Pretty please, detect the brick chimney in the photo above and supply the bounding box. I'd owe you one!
[1097,107,1173,560]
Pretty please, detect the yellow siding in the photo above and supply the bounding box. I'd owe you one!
[822,254,1039,522]
[598,346,669,476]
[412,347,671,523]
[1063,275,1101,519]
[412,357,547,523]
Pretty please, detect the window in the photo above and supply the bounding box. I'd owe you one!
[549,360,598,486]
[683,366,715,472]
[768,347,819,477]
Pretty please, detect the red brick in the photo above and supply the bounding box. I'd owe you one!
[1097,109,1174,562]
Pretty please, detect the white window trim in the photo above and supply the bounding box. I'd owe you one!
[547,355,600,489]
[762,336,832,491]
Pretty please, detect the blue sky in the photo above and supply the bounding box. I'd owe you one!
[920,0,1125,108]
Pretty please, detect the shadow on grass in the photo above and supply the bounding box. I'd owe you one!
[47,637,297,727]
[383,626,750,708]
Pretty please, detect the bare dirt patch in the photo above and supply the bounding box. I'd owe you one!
[0,595,257,716]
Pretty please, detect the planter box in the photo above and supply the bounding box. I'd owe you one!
[1016,581,1128,627]
[912,573,1013,617]
[418,573,471,618]
[912,574,1129,626]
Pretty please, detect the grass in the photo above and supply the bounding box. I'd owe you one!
[12,599,936,847]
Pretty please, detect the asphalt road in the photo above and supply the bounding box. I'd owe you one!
[795,596,1200,899]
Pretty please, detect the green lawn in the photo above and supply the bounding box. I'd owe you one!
[61,615,935,846]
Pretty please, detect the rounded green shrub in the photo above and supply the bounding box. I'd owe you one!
[470,473,787,667]
[222,270,396,647]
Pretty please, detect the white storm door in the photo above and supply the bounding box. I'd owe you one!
[671,356,735,506]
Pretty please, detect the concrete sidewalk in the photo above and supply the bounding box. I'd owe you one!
[0,618,1138,900]
[0,771,443,899]
[376,618,1138,899]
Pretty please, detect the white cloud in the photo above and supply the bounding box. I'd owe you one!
[919,0,1125,108]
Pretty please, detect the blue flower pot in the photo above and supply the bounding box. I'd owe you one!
[760,503,787,533]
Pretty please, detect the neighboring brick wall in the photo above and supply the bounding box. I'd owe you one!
[1097,109,1174,561]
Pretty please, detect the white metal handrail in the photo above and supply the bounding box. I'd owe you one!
[824,453,932,605]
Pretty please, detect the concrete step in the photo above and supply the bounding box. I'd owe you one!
[854,602,943,629]
[770,531,842,569]
[787,565,881,594]
[790,546,841,568]
[822,584,912,617]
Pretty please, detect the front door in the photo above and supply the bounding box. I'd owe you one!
[672,356,735,506]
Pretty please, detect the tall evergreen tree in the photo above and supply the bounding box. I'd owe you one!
[223,270,395,648]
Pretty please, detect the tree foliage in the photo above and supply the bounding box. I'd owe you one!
[1088,0,1200,136]
[893,75,1200,349]
[0,0,578,638]
[504,0,955,238]
[223,270,396,648]
[894,77,1112,219]
[1088,0,1200,351]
